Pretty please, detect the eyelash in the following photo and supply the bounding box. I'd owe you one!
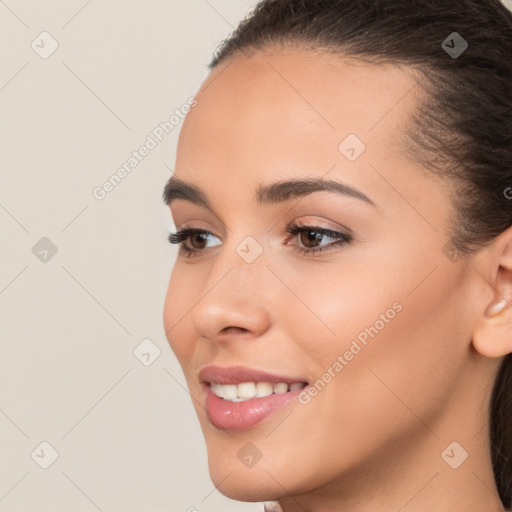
[167,220,352,258]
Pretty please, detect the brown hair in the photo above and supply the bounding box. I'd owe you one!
[207,0,512,508]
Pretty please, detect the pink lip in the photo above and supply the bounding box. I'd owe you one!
[199,365,308,430]
[199,365,306,385]
[203,384,304,430]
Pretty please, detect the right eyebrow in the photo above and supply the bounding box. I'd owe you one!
[163,176,212,209]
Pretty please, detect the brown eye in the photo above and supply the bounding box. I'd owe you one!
[189,232,209,250]
[286,221,352,255]
[299,229,323,248]
[167,228,221,257]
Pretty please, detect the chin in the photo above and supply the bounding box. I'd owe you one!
[203,434,316,503]
[206,461,285,502]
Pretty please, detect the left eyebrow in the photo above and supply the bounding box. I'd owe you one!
[162,176,376,209]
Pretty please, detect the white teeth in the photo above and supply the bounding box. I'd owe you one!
[237,382,256,398]
[210,381,306,401]
[256,382,273,397]
[221,384,237,401]
[273,383,288,394]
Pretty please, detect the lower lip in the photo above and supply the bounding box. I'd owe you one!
[204,384,304,430]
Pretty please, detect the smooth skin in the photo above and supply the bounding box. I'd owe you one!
[163,47,512,512]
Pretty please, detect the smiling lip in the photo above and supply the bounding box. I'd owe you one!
[199,365,306,385]
[199,365,308,430]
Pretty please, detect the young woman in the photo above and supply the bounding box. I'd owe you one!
[162,1,512,510]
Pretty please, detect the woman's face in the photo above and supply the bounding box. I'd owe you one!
[163,49,492,504]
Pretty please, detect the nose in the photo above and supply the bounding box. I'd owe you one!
[190,246,273,344]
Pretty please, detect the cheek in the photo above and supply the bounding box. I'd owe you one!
[289,248,470,412]
[284,253,409,365]
[291,240,465,365]
[300,254,471,437]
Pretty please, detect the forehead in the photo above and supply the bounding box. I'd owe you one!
[177,48,418,169]
[173,48,428,217]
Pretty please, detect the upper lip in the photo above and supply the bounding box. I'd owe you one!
[199,365,308,385]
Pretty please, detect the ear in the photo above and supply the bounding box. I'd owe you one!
[472,226,512,358]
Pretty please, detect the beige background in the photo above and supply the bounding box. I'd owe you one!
[3,1,512,511]
[0,1,261,511]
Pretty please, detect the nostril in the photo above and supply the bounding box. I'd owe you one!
[221,326,248,334]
